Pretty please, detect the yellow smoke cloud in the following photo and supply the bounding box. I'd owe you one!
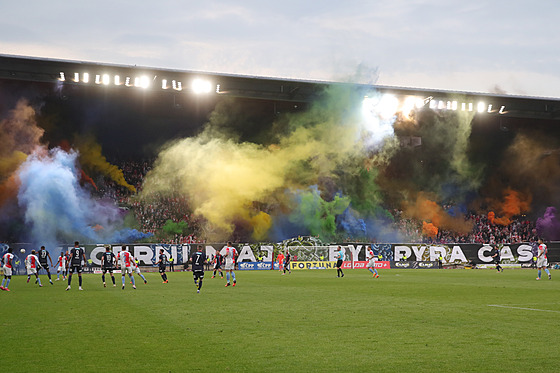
[75,135,136,193]
[142,86,385,240]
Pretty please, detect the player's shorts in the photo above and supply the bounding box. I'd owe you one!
[57,265,66,272]
[193,270,204,280]
[224,261,234,270]
[102,266,114,274]
[3,266,12,276]
[26,267,37,275]
[213,263,221,269]
[134,266,141,274]
[366,260,376,268]
[158,265,166,273]
[40,263,49,271]
[336,259,343,268]
[121,266,132,275]
[537,257,549,268]
[70,265,82,274]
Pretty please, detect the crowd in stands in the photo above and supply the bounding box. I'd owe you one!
[102,160,538,245]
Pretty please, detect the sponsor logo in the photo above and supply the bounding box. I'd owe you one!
[395,262,411,268]
[418,262,433,268]
[291,261,336,270]
[238,262,272,270]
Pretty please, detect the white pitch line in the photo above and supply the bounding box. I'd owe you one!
[488,304,560,313]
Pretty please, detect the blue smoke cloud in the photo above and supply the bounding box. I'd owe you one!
[16,147,150,248]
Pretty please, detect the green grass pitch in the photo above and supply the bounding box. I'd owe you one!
[1,268,559,372]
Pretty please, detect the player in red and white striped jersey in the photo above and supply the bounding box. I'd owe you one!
[117,246,136,290]
[25,250,42,287]
[1,248,14,291]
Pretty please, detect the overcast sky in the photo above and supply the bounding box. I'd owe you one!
[1,1,559,98]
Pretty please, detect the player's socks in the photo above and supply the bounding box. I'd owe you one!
[79,276,82,287]
[139,273,146,282]
[545,268,551,276]
[226,272,230,282]
[232,272,236,282]
[538,269,542,279]
[37,277,42,286]
[6,279,10,288]
[102,274,105,283]
[68,275,72,285]
[130,275,135,286]
[198,280,202,290]
[47,272,52,281]
[1,279,4,288]
[122,276,125,287]
[112,276,116,285]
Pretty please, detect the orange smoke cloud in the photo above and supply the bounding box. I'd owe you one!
[422,221,438,237]
[79,169,98,191]
[488,188,532,226]
[403,193,472,234]
[488,211,495,224]
[0,174,20,207]
[0,100,44,208]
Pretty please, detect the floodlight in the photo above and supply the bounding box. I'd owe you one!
[95,75,101,84]
[477,102,485,113]
[59,72,65,81]
[176,81,182,91]
[82,73,89,83]
[499,106,506,114]
[134,77,140,87]
[192,78,212,94]
[438,100,445,110]
[429,99,437,109]
[114,75,120,85]
[216,84,221,93]
[74,72,79,82]
[461,103,466,111]
[451,101,458,111]
[172,80,177,90]
[487,104,492,113]
[401,96,418,118]
[102,74,110,85]
[468,103,473,112]
[161,79,167,89]
[140,76,150,89]
[125,77,131,87]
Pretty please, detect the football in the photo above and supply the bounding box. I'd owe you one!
[20,248,25,253]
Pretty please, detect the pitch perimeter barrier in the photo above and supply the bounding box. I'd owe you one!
[2,242,559,276]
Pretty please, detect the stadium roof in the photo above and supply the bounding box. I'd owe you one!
[1,54,559,120]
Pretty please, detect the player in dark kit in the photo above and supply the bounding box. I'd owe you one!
[283,251,291,275]
[101,245,116,287]
[37,246,54,285]
[212,250,223,279]
[491,246,503,272]
[156,249,168,283]
[191,245,206,293]
[66,241,86,291]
